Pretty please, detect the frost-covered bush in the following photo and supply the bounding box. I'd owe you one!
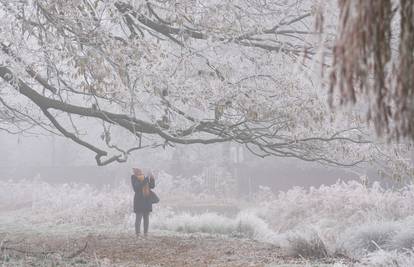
[266,181,414,235]
[263,181,414,258]
[0,179,133,226]
[286,230,328,259]
[360,249,414,267]
[338,222,399,258]
[388,217,414,251]
[151,211,278,241]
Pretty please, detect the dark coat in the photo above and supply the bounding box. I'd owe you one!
[131,175,155,213]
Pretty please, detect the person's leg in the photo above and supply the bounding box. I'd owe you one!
[135,212,143,235]
[143,212,149,234]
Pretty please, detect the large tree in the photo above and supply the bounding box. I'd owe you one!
[0,0,368,166]
[330,0,414,141]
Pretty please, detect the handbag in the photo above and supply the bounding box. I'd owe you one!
[149,190,160,204]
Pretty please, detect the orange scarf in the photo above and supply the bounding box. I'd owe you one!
[136,175,150,197]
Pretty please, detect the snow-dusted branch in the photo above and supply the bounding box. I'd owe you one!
[0,0,373,167]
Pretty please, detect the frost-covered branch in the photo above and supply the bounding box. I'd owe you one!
[0,0,373,166]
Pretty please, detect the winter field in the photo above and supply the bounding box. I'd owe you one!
[3,0,414,266]
[1,174,414,266]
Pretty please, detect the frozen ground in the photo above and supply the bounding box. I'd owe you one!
[1,177,414,266]
[1,231,346,266]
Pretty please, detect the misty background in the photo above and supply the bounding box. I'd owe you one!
[0,130,395,195]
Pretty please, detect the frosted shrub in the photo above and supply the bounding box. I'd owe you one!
[151,210,276,240]
[0,180,133,226]
[266,181,414,235]
[388,217,414,251]
[339,222,399,258]
[360,249,414,267]
[153,212,236,235]
[286,230,328,259]
[262,181,414,258]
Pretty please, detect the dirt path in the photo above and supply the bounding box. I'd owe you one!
[0,231,343,266]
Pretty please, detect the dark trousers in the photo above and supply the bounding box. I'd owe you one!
[135,212,149,234]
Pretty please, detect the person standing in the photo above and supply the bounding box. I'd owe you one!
[131,168,156,236]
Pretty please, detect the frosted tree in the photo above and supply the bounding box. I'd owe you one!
[330,0,414,141]
[0,0,369,166]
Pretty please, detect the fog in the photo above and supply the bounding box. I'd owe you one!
[0,131,391,192]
